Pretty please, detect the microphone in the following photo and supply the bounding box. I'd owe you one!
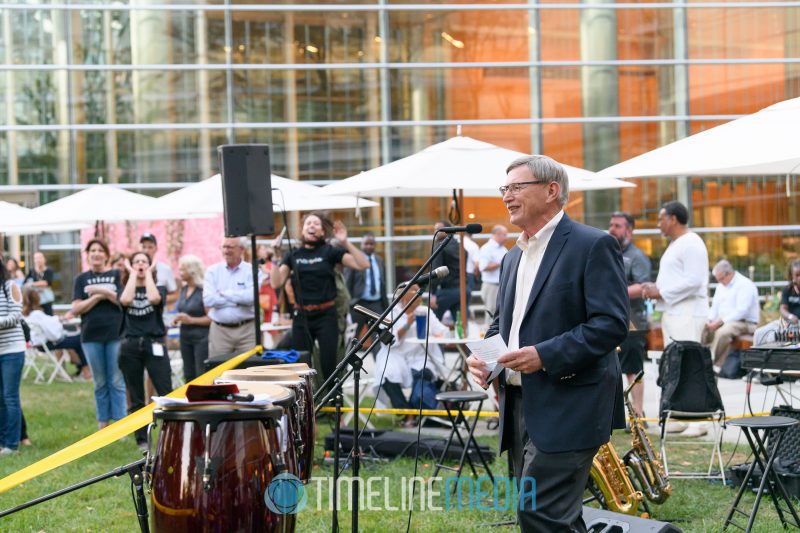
[436,223,483,234]
[398,266,449,288]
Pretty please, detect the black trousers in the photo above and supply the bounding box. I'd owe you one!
[119,336,173,443]
[381,380,410,410]
[291,307,339,381]
[179,330,209,382]
[508,385,599,533]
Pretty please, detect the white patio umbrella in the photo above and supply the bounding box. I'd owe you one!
[155,174,377,219]
[21,185,163,228]
[320,135,632,337]
[0,201,89,235]
[596,96,800,179]
[320,135,634,197]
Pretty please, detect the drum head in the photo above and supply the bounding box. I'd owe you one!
[272,363,316,376]
[216,380,294,403]
[153,404,283,424]
[222,368,302,382]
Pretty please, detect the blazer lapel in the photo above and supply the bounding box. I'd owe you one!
[523,215,572,319]
[501,246,522,340]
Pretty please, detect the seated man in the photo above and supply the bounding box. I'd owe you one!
[373,284,449,427]
[703,260,759,367]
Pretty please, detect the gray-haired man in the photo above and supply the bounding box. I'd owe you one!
[203,236,257,357]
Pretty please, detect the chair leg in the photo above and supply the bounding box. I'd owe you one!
[465,401,494,483]
[449,406,480,480]
[432,404,461,480]
[660,412,671,478]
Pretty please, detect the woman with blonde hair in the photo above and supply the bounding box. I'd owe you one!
[172,255,210,381]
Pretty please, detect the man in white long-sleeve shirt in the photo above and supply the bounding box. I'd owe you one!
[704,260,760,367]
[204,237,257,357]
[642,201,709,347]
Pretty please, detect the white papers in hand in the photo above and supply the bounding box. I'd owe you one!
[466,335,508,385]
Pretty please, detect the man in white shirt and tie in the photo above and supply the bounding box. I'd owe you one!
[478,224,508,323]
[203,236,258,357]
[704,259,760,367]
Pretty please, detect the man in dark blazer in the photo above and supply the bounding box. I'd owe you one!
[344,233,388,342]
[467,155,628,532]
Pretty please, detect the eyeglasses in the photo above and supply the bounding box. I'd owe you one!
[498,180,548,196]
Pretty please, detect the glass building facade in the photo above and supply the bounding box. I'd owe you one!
[2,1,800,292]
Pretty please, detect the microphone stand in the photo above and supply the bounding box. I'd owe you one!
[0,459,149,532]
[314,233,455,533]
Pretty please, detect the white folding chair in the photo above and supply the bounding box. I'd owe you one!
[23,345,46,382]
[28,324,73,384]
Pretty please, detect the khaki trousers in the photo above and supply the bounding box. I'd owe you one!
[702,320,757,365]
[208,322,255,358]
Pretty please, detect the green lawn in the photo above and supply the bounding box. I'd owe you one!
[0,377,795,532]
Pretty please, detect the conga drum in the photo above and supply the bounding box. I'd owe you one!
[220,381,300,480]
[149,403,295,533]
[270,363,317,404]
[220,368,315,483]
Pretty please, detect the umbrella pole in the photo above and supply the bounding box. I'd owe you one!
[457,188,468,338]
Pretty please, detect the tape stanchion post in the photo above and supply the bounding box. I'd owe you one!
[0,346,263,494]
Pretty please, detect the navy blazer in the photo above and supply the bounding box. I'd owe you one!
[487,214,629,454]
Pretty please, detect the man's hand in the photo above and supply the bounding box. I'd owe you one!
[706,319,723,332]
[466,354,489,389]
[497,345,543,374]
[641,282,661,300]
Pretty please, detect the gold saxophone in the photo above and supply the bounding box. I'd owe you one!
[590,442,643,515]
[622,371,672,504]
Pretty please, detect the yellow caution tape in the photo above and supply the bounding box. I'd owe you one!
[1,344,774,495]
[0,346,263,494]
[320,408,774,423]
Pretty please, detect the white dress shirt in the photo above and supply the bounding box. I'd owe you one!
[655,231,709,318]
[478,239,508,284]
[203,260,256,324]
[460,236,480,275]
[506,210,564,386]
[709,271,760,324]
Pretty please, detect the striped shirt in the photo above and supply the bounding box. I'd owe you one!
[0,281,26,355]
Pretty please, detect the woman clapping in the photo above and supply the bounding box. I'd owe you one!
[118,252,173,450]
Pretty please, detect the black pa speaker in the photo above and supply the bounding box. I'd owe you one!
[583,506,682,532]
[218,144,275,236]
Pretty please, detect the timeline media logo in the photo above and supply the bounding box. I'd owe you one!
[265,472,308,514]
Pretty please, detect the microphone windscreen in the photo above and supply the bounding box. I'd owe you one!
[465,223,483,234]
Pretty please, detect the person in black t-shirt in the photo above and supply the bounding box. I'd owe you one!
[118,251,173,449]
[71,239,126,429]
[755,260,800,345]
[271,212,369,380]
[24,252,55,315]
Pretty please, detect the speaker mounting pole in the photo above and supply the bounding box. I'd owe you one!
[250,234,262,348]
